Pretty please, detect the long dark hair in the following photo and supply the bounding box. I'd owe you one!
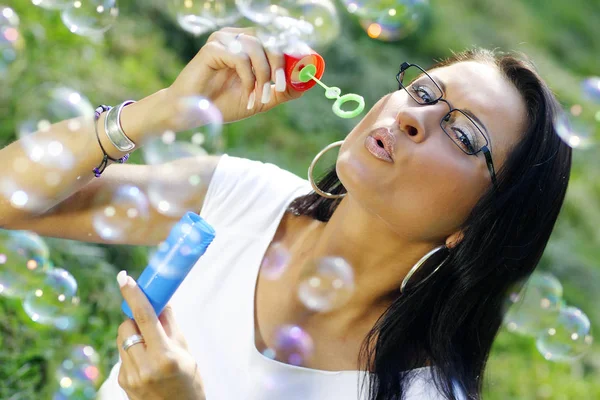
[288,49,573,399]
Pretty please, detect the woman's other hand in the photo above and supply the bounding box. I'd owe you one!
[116,271,204,400]
[163,27,305,129]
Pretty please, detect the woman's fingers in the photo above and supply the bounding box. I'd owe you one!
[117,318,145,370]
[236,34,273,105]
[157,303,178,338]
[264,45,286,93]
[118,271,169,350]
[158,303,189,350]
[202,39,256,98]
[211,29,288,107]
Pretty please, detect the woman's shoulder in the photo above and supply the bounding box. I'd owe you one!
[200,155,311,230]
[214,154,309,192]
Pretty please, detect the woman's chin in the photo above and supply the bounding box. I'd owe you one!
[337,149,389,195]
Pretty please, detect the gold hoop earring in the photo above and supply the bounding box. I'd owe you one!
[308,140,347,199]
[400,245,450,293]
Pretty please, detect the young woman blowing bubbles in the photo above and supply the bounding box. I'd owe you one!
[0,27,571,400]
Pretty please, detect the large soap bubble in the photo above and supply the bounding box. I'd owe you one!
[8,85,94,212]
[141,96,223,216]
[235,0,290,25]
[92,184,150,242]
[61,0,119,38]
[260,242,291,280]
[32,0,74,10]
[346,0,430,42]
[53,344,101,400]
[15,85,94,168]
[171,0,241,36]
[503,273,564,337]
[554,106,596,149]
[0,6,25,79]
[238,0,340,48]
[297,256,355,313]
[272,324,314,366]
[0,229,51,299]
[536,306,593,363]
[23,267,80,331]
[554,76,600,149]
[582,77,600,103]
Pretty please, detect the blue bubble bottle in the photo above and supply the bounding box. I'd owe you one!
[122,211,215,318]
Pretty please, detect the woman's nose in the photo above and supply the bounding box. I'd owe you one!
[396,107,427,142]
[396,102,449,143]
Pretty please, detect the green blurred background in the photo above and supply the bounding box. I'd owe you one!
[1,0,599,399]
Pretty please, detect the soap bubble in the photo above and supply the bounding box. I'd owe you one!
[235,0,291,25]
[260,242,291,280]
[503,273,564,337]
[0,6,25,79]
[0,230,51,299]
[32,0,74,10]
[536,306,593,363]
[15,85,94,169]
[61,0,119,38]
[297,256,355,313]
[277,0,339,48]
[273,324,314,366]
[142,96,223,217]
[348,0,429,42]
[248,0,340,49]
[554,106,596,149]
[172,0,241,36]
[23,267,80,331]
[581,77,600,103]
[92,185,150,242]
[8,85,94,211]
[554,77,600,148]
[53,345,100,399]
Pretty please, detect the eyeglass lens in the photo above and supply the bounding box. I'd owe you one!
[400,66,486,155]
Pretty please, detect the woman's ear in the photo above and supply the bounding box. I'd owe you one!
[446,230,464,249]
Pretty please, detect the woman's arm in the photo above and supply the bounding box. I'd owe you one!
[1,27,302,246]
[0,90,168,240]
[2,155,221,246]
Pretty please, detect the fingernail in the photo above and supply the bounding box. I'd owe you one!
[246,91,255,110]
[275,68,286,92]
[261,82,271,104]
[117,270,128,288]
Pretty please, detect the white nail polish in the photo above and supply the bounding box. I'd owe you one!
[261,82,271,104]
[275,68,286,92]
[117,270,128,288]
[247,91,255,110]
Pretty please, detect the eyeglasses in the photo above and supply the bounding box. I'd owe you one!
[396,62,497,187]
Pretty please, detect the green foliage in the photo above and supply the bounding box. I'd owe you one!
[1,0,599,399]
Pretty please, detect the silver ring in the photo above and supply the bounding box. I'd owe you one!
[122,334,145,351]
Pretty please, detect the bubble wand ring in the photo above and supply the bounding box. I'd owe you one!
[297,64,365,119]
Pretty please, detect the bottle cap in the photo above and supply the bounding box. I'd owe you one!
[284,52,325,92]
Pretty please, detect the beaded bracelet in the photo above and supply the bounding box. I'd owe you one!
[93,105,130,178]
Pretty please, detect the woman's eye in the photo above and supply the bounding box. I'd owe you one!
[452,128,476,153]
[412,85,435,103]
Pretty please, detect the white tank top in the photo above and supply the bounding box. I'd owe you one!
[97,155,450,400]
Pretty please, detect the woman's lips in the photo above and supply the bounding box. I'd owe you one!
[364,127,395,163]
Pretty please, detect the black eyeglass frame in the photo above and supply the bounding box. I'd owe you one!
[396,62,497,187]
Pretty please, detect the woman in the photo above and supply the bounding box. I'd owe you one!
[0,27,571,400]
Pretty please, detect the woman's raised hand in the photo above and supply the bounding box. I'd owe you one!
[116,271,204,400]
[162,27,304,131]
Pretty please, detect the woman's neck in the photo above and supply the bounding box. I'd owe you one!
[292,195,438,327]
